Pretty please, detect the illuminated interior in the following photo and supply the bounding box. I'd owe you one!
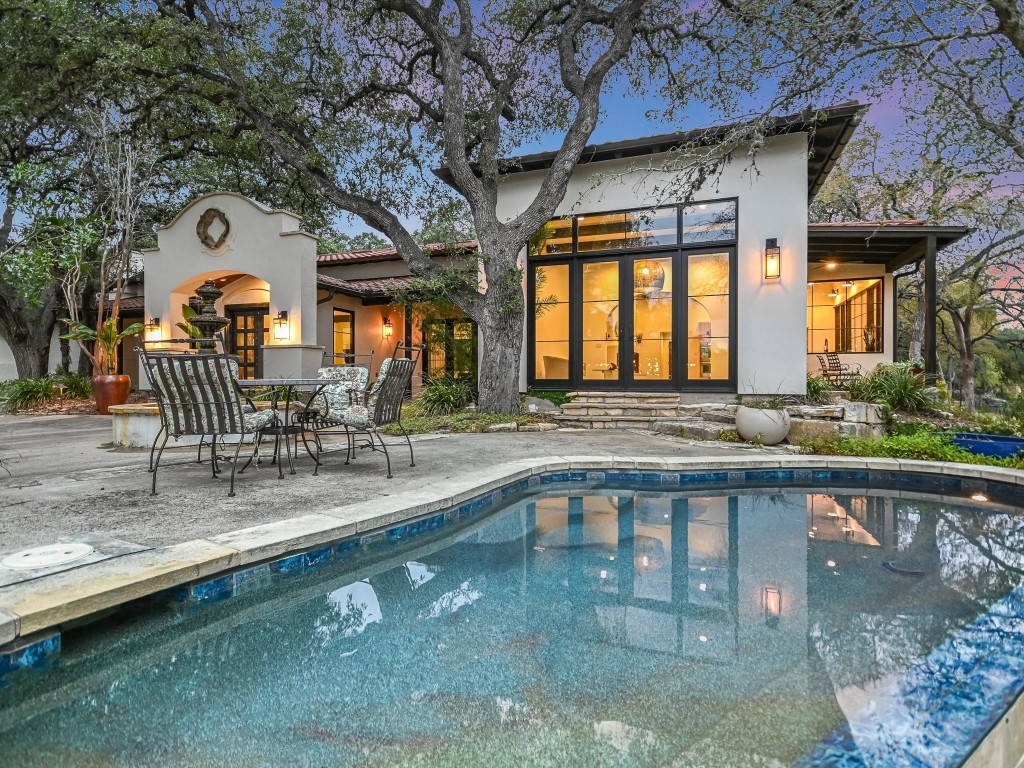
[807,278,883,353]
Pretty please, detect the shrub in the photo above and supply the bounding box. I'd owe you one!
[846,363,937,413]
[419,376,474,415]
[1,377,56,409]
[805,374,833,404]
[52,369,92,399]
[800,430,1024,469]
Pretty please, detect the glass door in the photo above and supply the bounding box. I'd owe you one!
[580,260,621,384]
[630,254,674,386]
[228,305,270,379]
[683,250,732,386]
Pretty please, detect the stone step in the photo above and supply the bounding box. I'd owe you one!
[553,414,660,430]
[699,411,736,425]
[567,392,681,405]
[560,403,680,418]
[651,420,732,441]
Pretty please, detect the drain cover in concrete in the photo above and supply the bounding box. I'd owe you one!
[1,542,95,571]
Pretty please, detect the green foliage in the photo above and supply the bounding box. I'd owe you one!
[738,394,788,410]
[0,370,95,410]
[846,363,938,413]
[52,369,92,399]
[176,304,203,339]
[0,377,55,409]
[805,374,833,405]
[718,428,742,443]
[381,402,541,435]
[419,376,474,416]
[526,390,575,407]
[801,431,1024,470]
[61,317,145,375]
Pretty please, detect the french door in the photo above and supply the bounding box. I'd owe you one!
[227,305,270,379]
[529,248,735,391]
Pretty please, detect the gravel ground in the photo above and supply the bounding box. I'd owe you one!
[0,413,766,550]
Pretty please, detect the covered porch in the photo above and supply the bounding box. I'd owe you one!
[806,221,967,379]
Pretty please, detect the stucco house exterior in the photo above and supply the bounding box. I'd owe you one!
[0,103,965,396]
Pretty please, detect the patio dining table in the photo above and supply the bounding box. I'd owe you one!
[238,376,353,478]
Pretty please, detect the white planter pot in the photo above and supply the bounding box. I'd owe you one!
[735,406,791,445]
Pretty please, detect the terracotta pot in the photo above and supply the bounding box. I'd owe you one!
[735,406,791,446]
[92,375,131,415]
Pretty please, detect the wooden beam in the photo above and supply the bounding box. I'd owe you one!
[923,234,938,377]
[886,239,927,272]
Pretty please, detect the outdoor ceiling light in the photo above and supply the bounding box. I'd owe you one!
[764,238,781,279]
[382,316,394,339]
[273,310,289,341]
[764,585,782,626]
[144,317,161,342]
[825,260,838,270]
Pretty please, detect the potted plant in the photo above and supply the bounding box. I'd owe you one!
[735,394,792,445]
[61,317,144,414]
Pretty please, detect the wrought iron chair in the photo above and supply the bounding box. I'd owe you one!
[139,344,279,496]
[292,355,375,471]
[306,344,423,478]
[816,352,861,386]
[139,335,256,472]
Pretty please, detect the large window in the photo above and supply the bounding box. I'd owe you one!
[333,309,354,359]
[528,200,736,389]
[807,279,883,353]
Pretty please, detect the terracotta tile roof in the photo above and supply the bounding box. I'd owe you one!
[116,296,145,312]
[808,220,926,227]
[317,239,478,265]
[316,274,414,298]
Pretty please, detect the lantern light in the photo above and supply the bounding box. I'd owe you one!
[764,238,781,279]
[382,316,394,339]
[273,310,289,341]
[144,317,161,342]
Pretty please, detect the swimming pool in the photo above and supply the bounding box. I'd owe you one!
[2,477,1023,767]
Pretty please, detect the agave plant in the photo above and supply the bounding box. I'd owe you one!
[61,317,145,376]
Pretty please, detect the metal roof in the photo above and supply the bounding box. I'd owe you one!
[808,221,969,270]
[434,102,869,200]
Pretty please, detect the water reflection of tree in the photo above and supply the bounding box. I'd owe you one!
[811,498,1024,690]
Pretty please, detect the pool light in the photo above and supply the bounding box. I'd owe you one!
[971,493,989,502]
[763,585,782,626]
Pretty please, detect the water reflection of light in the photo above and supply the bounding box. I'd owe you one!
[698,582,707,591]
[827,560,837,568]
[698,634,709,643]
[971,493,989,502]
[318,581,382,640]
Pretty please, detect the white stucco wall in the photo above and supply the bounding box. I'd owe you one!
[495,132,811,394]
[0,330,81,381]
[142,192,319,353]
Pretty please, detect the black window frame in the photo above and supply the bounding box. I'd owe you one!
[527,197,739,392]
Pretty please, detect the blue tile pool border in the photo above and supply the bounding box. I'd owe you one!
[2,461,1023,708]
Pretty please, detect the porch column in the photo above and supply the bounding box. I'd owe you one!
[923,234,938,378]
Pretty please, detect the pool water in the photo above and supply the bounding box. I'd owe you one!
[2,487,1024,767]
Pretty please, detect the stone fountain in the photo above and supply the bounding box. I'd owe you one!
[190,279,230,353]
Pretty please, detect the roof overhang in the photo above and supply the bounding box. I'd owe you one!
[434,102,869,200]
[808,223,968,272]
[316,274,414,305]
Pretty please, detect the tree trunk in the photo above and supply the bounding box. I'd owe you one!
[474,261,525,414]
[908,297,925,362]
[949,310,976,412]
[0,282,58,379]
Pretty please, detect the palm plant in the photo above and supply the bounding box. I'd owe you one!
[61,317,144,376]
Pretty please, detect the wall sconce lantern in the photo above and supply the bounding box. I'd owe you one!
[382,316,394,339]
[273,310,289,341]
[764,238,781,280]
[144,317,161,342]
[763,585,782,627]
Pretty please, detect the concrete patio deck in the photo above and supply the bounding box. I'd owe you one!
[0,414,765,550]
